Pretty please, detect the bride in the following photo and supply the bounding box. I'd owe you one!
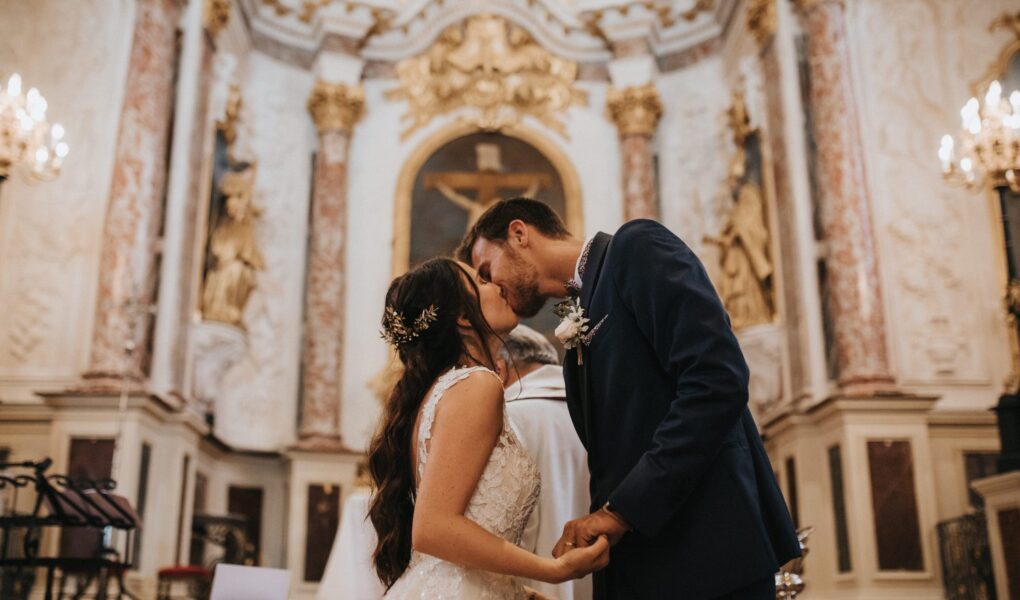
[367,257,609,599]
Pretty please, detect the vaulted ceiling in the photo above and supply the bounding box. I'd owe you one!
[240,0,739,66]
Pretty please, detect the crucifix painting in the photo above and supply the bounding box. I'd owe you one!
[424,143,553,228]
[409,132,568,267]
[407,131,571,349]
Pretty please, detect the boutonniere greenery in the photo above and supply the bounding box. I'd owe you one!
[554,297,590,365]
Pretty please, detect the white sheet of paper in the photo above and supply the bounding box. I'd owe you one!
[210,564,292,600]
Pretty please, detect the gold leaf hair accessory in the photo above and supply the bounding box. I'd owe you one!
[380,304,439,348]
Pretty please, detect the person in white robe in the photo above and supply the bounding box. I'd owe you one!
[497,325,592,600]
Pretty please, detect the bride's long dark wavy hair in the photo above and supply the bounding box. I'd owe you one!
[368,257,501,589]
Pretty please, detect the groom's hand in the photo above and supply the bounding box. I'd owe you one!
[551,506,630,558]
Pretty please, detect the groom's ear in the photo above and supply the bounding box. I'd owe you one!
[507,219,530,248]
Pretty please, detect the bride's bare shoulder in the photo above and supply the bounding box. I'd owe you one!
[433,369,504,428]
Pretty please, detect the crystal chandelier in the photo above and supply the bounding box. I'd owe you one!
[0,73,70,183]
[939,80,1020,192]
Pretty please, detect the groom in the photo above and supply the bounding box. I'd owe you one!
[458,199,799,599]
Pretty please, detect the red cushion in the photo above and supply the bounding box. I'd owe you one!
[158,565,212,579]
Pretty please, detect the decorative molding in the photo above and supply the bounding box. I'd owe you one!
[790,0,843,16]
[990,10,1020,38]
[240,0,725,65]
[216,84,243,147]
[606,83,663,136]
[204,0,232,37]
[386,15,588,140]
[190,321,247,418]
[307,81,365,133]
[746,0,776,48]
[972,11,1020,96]
[855,0,987,386]
[7,282,54,363]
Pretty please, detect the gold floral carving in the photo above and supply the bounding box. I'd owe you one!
[746,0,776,48]
[204,0,231,36]
[606,84,663,137]
[307,81,365,133]
[386,15,588,140]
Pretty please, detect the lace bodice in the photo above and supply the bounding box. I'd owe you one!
[385,366,542,599]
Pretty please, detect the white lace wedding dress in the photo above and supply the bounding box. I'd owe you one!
[385,366,542,599]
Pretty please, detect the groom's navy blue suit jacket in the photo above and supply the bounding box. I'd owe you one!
[562,220,800,599]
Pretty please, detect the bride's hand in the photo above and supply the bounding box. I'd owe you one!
[547,534,610,583]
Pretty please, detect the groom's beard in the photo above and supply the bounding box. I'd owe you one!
[503,248,546,318]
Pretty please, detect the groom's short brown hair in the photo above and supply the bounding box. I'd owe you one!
[457,197,571,262]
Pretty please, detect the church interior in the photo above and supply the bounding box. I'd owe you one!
[1,0,1020,598]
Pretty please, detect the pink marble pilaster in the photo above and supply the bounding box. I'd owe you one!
[85,0,179,386]
[297,82,364,449]
[796,0,893,390]
[607,84,663,222]
[621,134,658,221]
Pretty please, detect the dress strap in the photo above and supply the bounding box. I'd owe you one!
[416,366,502,482]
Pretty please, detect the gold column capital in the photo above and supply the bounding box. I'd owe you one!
[746,0,776,48]
[203,0,231,37]
[791,0,844,15]
[307,81,365,134]
[606,84,663,137]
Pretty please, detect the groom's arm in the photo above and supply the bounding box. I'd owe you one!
[606,220,750,539]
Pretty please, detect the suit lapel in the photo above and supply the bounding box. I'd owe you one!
[571,232,611,449]
[580,232,612,312]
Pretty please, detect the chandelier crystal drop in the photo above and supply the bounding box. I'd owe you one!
[0,73,70,182]
[939,80,1020,192]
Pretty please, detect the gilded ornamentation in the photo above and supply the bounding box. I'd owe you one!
[991,11,1020,38]
[679,0,715,23]
[726,89,754,180]
[307,81,365,133]
[708,181,774,330]
[386,15,588,140]
[1006,279,1020,392]
[204,0,231,36]
[790,0,842,15]
[746,0,776,48]
[606,84,663,136]
[705,89,775,330]
[216,84,242,147]
[973,11,1020,96]
[202,167,265,327]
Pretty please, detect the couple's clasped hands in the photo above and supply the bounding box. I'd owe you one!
[548,506,629,581]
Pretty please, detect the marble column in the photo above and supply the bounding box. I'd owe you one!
[297,81,364,449]
[84,0,180,387]
[793,0,893,390]
[607,84,663,222]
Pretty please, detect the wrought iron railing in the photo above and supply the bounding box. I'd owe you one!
[937,511,996,600]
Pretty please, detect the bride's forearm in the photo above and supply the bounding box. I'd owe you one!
[412,514,562,583]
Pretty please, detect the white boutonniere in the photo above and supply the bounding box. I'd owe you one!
[554,298,590,364]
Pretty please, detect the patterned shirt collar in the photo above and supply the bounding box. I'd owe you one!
[567,236,595,296]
